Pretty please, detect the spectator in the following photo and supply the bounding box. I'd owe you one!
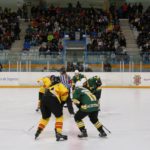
[41,66,48,72]
[14,22,21,40]
[69,29,75,40]
[0,63,3,72]
[76,1,81,9]
[39,44,47,56]
[85,67,93,72]
[122,2,128,18]
[23,40,30,51]
[47,32,54,42]
[138,3,143,14]
[0,8,20,50]
[67,62,75,71]
[0,38,4,50]
[58,41,63,53]
[104,62,112,72]
[119,34,126,47]
[22,4,28,21]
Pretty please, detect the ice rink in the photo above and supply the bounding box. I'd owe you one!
[0,88,150,150]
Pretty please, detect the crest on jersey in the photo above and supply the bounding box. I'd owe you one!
[133,75,141,85]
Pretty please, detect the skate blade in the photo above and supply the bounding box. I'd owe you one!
[56,137,68,141]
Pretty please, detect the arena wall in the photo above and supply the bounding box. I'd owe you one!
[44,0,104,8]
[0,0,104,10]
[0,0,24,10]
[0,72,150,88]
[0,0,149,10]
[126,0,150,9]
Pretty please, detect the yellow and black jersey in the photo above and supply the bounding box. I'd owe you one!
[37,77,52,93]
[48,83,69,103]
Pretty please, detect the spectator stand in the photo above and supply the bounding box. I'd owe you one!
[0,7,21,51]
[129,6,150,64]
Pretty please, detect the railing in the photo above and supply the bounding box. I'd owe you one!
[85,51,150,72]
[0,50,150,72]
[0,50,65,72]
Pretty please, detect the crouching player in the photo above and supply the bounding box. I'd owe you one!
[36,75,54,111]
[73,81,107,138]
[72,70,86,89]
[35,76,69,141]
[81,76,102,101]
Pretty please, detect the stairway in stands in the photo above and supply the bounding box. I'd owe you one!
[119,19,140,61]
[11,19,28,51]
[8,19,28,61]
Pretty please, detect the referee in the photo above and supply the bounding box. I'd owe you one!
[60,68,74,115]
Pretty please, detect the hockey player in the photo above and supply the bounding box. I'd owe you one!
[72,70,85,89]
[81,76,102,101]
[36,75,54,111]
[35,76,69,141]
[73,81,107,138]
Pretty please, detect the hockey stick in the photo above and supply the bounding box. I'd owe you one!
[28,125,35,131]
[103,125,111,134]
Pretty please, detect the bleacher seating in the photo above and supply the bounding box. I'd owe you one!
[129,6,150,63]
[0,7,21,50]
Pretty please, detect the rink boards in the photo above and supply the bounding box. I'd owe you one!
[0,72,150,88]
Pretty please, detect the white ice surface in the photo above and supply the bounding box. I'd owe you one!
[0,88,150,150]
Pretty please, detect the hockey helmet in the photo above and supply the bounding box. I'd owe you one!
[75,70,79,75]
[50,75,55,81]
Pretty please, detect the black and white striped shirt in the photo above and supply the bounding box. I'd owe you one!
[60,74,71,89]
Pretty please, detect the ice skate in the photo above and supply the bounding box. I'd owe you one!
[56,133,68,141]
[35,128,42,140]
[99,126,107,137]
[55,129,68,141]
[78,129,88,138]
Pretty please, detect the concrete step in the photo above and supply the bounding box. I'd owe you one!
[120,18,140,53]
[126,39,136,42]
[122,29,133,33]
[11,19,29,52]
[120,20,132,24]
[127,46,138,49]
[11,40,24,51]
[120,22,129,25]
[120,21,129,24]
[119,19,129,22]
[121,27,130,30]
[66,47,85,50]
[123,31,135,35]
[124,35,136,39]
[122,31,134,34]
[124,37,135,42]
[127,48,140,52]
[127,43,138,48]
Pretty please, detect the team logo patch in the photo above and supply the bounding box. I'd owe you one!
[133,75,141,85]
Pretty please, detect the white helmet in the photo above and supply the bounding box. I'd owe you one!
[75,70,79,74]
[75,81,83,87]
[81,78,87,84]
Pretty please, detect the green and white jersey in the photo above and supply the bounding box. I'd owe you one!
[73,87,100,112]
[72,74,85,85]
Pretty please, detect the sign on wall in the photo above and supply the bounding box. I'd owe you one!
[0,72,150,87]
